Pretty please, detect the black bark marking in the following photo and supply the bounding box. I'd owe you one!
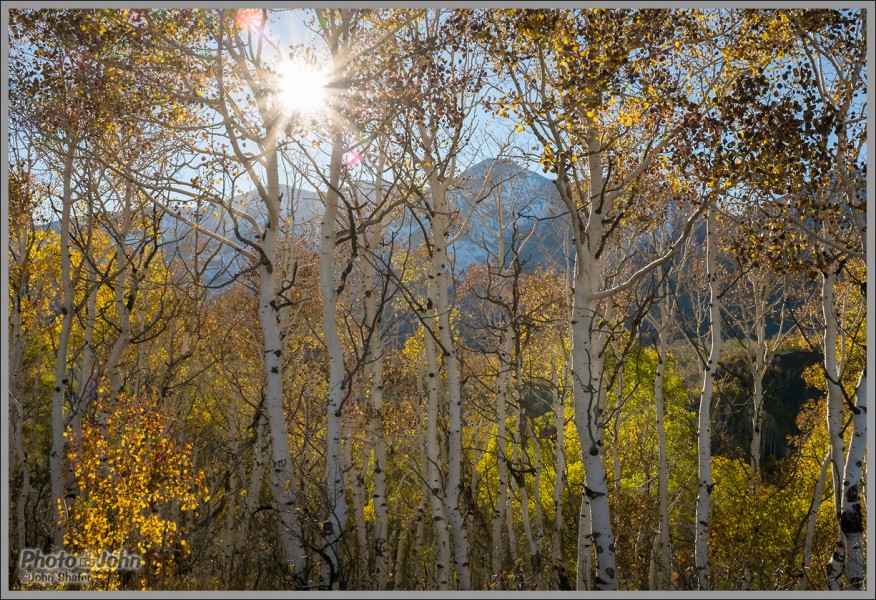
[584,486,604,499]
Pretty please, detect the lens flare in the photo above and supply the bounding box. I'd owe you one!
[235,9,263,31]
[343,150,362,169]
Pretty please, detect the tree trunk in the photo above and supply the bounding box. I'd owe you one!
[106,179,136,396]
[822,264,853,590]
[654,335,672,590]
[566,130,617,590]
[570,283,615,590]
[613,367,623,495]
[750,370,765,477]
[73,279,97,427]
[514,414,539,572]
[492,330,514,580]
[9,218,28,390]
[422,327,451,590]
[429,178,471,589]
[550,360,568,587]
[798,453,830,590]
[9,276,29,553]
[363,216,389,588]
[695,205,721,590]
[68,272,97,504]
[576,477,593,590]
[12,396,30,554]
[839,371,866,589]
[319,126,348,589]
[260,136,306,584]
[50,147,76,548]
[750,302,767,480]
[343,420,369,587]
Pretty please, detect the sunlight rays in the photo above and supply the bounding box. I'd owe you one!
[276,59,329,116]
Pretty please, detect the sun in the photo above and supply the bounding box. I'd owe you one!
[277,60,329,115]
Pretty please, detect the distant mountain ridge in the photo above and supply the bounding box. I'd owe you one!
[155,158,570,286]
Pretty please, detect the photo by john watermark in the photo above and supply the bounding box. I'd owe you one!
[17,548,143,586]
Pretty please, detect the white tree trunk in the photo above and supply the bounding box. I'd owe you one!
[413,355,431,587]
[750,296,767,480]
[414,495,426,588]
[492,331,514,579]
[423,326,451,589]
[260,139,306,583]
[50,148,76,548]
[550,361,568,587]
[576,477,593,590]
[798,453,830,590]
[429,179,471,589]
[319,128,348,588]
[566,131,617,590]
[9,219,28,388]
[822,267,848,590]
[343,420,368,585]
[750,369,765,477]
[73,281,97,423]
[106,180,136,396]
[68,272,97,504]
[839,372,866,589]
[571,283,615,590]
[10,213,31,554]
[12,396,30,554]
[363,216,389,588]
[505,465,518,570]
[654,336,672,590]
[695,205,721,590]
